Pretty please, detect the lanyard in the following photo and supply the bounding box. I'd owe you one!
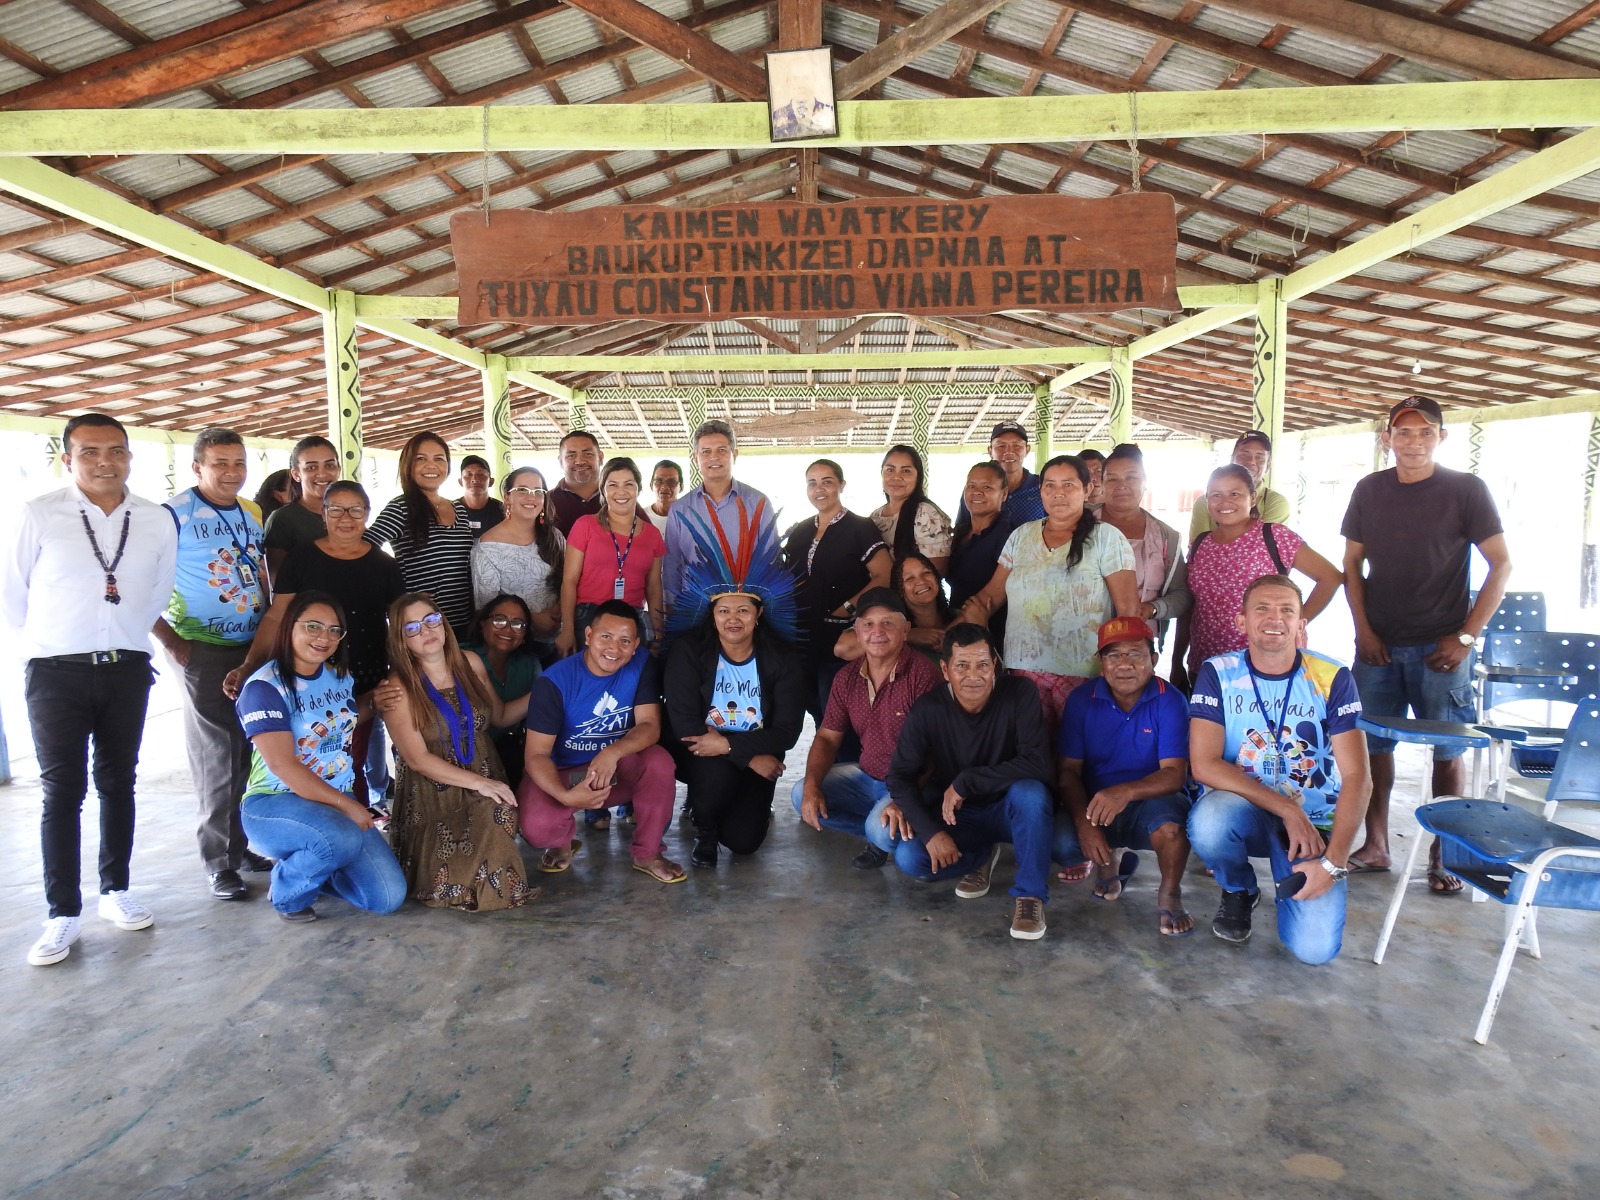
[207,498,254,563]
[609,518,638,581]
[424,675,476,769]
[79,505,131,605]
[1246,654,1301,771]
[205,496,263,600]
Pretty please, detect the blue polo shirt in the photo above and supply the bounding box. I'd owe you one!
[1057,675,1189,794]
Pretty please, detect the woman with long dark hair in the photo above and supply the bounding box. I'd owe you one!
[472,465,565,657]
[364,431,476,637]
[1098,443,1189,643]
[961,455,1140,729]
[835,551,952,662]
[783,457,891,720]
[378,593,532,912]
[253,468,293,525]
[464,593,541,790]
[871,444,952,575]
[234,591,406,923]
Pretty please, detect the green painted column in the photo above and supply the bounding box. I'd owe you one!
[686,388,706,487]
[482,353,512,482]
[1252,276,1288,489]
[1106,346,1133,447]
[164,436,177,498]
[45,434,62,478]
[1033,384,1053,471]
[324,288,363,480]
[911,385,931,484]
[1583,412,1600,609]
[1468,418,1484,476]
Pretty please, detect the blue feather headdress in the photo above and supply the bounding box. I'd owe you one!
[667,494,799,642]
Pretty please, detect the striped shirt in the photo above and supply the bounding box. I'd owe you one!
[364,496,476,635]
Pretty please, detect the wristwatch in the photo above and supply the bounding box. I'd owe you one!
[1455,631,1476,647]
[843,599,857,617]
[1319,857,1350,882]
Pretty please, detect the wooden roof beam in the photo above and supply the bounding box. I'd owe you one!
[835,0,1013,99]
[558,0,768,99]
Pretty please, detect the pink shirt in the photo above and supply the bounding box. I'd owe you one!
[1186,520,1305,674]
[568,514,665,607]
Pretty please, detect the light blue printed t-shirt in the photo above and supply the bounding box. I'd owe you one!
[163,488,267,645]
[236,661,358,796]
[708,652,764,732]
[1188,649,1361,826]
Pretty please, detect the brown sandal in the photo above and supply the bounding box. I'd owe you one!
[539,839,582,874]
[632,854,686,884]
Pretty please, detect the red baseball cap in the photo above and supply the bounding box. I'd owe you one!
[1097,616,1155,651]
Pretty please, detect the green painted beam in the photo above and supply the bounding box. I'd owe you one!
[353,294,457,320]
[0,156,329,312]
[505,367,577,403]
[3,82,1600,156]
[591,383,1036,400]
[510,346,1113,373]
[1284,124,1600,303]
[1176,283,1260,307]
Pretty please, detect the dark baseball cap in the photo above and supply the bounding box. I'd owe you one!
[1234,430,1273,453]
[989,421,1029,443]
[854,587,908,620]
[1388,395,1444,428]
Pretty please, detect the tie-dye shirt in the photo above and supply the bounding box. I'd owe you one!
[1189,649,1361,826]
[237,662,358,797]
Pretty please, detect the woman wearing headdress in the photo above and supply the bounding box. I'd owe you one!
[663,499,804,869]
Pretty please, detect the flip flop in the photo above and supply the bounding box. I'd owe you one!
[1057,861,1094,883]
[1158,907,1195,937]
[1346,853,1392,874]
[1427,868,1464,895]
[1092,851,1140,902]
[632,855,686,884]
[538,839,582,874]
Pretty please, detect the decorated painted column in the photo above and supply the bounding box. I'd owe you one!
[1252,276,1288,489]
[686,388,706,487]
[324,288,363,480]
[164,436,177,498]
[910,384,931,485]
[1033,384,1053,471]
[1106,345,1134,447]
[482,353,512,482]
[1467,417,1484,476]
[1583,412,1600,609]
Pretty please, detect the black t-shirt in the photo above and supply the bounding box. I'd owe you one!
[782,511,886,628]
[262,501,325,556]
[463,497,506,538]
[275,543,405,694]
[1341,465,1503,646]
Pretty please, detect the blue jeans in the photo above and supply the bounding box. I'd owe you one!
[1052,791,1190,864]
[892,779,1054,900]
[1187,789,1346,965]
[789,765,896,852]
[1353,644,1475,760]
[241,791,407,916]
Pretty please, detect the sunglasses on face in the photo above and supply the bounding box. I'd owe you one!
[486,614,528,631]
[401,612,445,638]
[297,620,347,640]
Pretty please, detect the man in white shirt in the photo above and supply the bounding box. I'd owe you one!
[3,413,177,967]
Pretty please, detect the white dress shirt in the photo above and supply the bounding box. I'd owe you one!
[3,483,178,660]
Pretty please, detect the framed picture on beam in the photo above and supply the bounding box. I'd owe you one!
[766,48,837,143]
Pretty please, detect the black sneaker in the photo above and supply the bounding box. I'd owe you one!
[852,844,889,870]
[241,850,275,873]
[691,838,719,869]
[1212,889,1260,944]
[209,869,247,901]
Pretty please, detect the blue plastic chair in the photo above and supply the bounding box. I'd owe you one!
[1373,698,1600,1043]
[1479,632,1600,723]
[1473,590,1546,633]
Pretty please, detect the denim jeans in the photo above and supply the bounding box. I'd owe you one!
[1187,789,1346,965]
[789,765,896,852]
[892,779,1054,900]
[26,655,154,918]
[1051,791,1190,864]
[1352,644,1475,760]
[241,791,407,916]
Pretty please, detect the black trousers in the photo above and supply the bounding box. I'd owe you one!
[26,655,155,918]
[682,756,775,854]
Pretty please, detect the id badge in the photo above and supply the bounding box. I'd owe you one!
[237,560,258,589]
[1257,750,1283,785]
[613,575,626,600]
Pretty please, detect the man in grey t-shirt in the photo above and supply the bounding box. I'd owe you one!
[1340,395,1511,891]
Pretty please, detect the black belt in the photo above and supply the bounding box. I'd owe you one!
[38,650,150,666]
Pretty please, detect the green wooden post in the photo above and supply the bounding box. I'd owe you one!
[1252,277,1288,489]
[324,288,363,480]
[1468,418,1484,476]
[483,353,512,482]
[911,385,932,484]
[1105,345,1133,448]
[1582,412,1600,609]
[1033,384,1053,471]
[686,388,706,487]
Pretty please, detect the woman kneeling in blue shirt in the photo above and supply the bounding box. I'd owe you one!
[235,590,407,922]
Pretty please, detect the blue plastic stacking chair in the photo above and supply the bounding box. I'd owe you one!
[1372,698,1600,1043]
[1479,634,1600,795]
[1475,590,1546,634]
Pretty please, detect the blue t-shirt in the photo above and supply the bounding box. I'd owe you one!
[236,661,358,796]
[526,651,662,768]
[1189,649,1361,825]
[708,652,763,732]
[163,488,267,645]
[1057,676,1189,794]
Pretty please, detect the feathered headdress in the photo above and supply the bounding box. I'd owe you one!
[667,494,799,641]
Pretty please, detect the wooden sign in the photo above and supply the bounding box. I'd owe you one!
[451,193,1179,326]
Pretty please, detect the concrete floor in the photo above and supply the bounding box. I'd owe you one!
[3,693,1599,1200]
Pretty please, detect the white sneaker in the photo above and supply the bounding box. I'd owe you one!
[28,916,81,966]
[97,891,154,931]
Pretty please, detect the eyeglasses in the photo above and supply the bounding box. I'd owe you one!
[507,486,547,498]
[297,620,347,640]
[402,612,445,638]
[324,504,368,519]
[1101,649,1149,664]
[486,614,528,631]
